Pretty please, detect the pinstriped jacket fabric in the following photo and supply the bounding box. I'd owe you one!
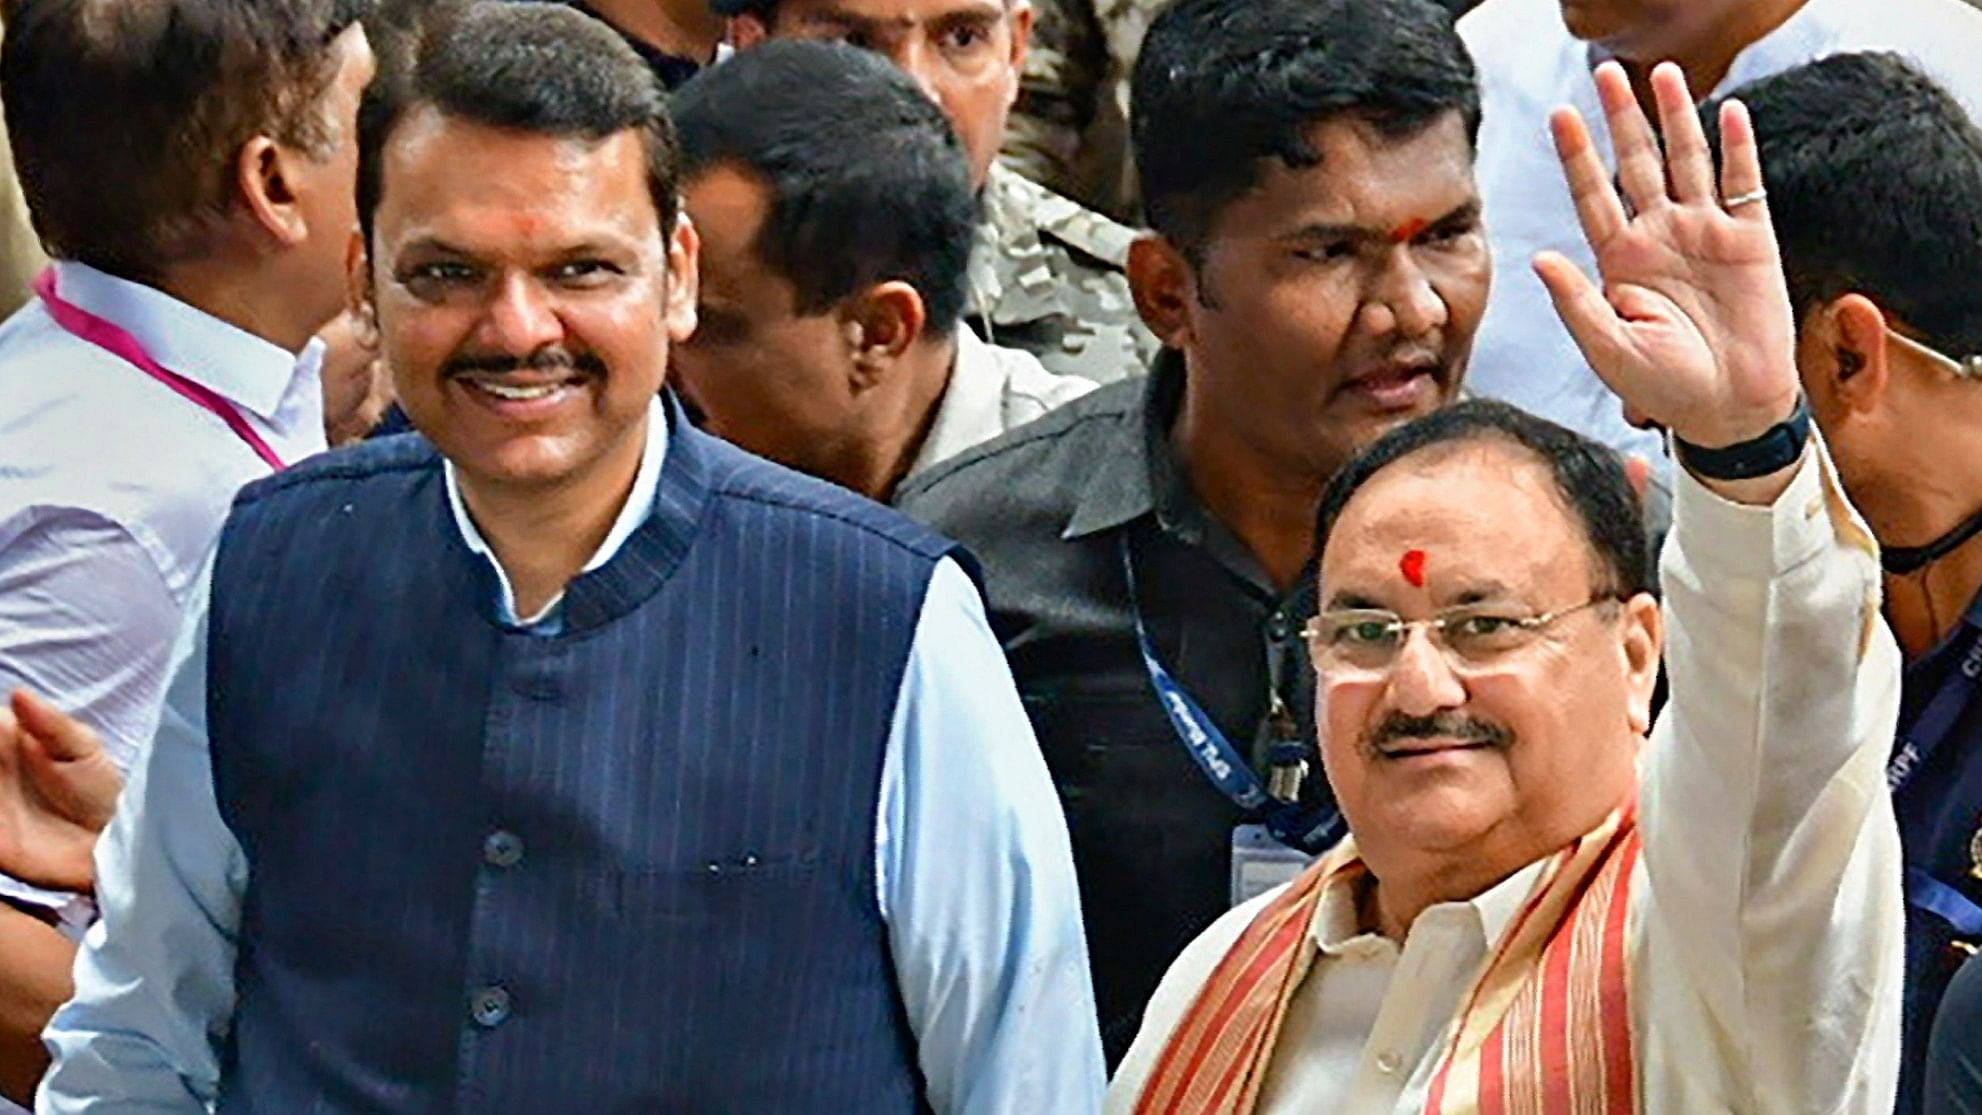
[203,410,957,1112]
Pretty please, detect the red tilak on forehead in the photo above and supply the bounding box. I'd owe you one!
[1389,217,1430,245]
[1399,549,1428,588]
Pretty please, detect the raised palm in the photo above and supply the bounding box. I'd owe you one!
[0,690,121,893]
[1535,62,1801,449]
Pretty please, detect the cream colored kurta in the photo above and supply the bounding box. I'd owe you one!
[1108,439,1904,1115]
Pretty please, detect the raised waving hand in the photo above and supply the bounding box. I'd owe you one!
[1535,61,1802,466]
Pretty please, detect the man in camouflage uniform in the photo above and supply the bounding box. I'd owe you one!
[1005,0,1486,221]
[1001,0,1154,221]
[723,0,1160,383]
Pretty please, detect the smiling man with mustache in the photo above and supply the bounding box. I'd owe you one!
[36,4,1102,1111]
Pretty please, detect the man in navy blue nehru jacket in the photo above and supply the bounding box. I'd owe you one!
[36,4,1102,1112]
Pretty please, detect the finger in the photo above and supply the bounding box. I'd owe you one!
[1624,455,1652,499]
[1651,62,1714,205]
[0,705,19,778]
[12,689,103,764]
[1716,98,1769,223]
[1594,61,1669,215]
[1534,250,1634,390]
[1550,107,1627,246]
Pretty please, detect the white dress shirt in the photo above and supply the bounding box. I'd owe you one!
[1109,440,1905,1113]
[1460,0,1982,468]
[0,261,324,923]
[39,399,1105,1115]
[908,328,1097,479]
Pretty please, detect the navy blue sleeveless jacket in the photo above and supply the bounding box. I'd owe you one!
[204,402,956,1113]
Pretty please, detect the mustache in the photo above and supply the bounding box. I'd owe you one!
[1367,711,1513,753]
[444,347,607,378]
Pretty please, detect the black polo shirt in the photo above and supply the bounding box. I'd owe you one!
[896,352,1337,1065]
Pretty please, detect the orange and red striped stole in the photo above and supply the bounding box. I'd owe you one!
[1130,804,1642,1115]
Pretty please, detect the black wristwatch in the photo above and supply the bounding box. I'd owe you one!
[1673,395,1812,481]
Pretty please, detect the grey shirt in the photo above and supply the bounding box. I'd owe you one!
[896,351,1333,1063]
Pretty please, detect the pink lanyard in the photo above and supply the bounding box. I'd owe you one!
[33,268,287,471]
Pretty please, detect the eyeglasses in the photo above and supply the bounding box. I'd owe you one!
[1884,329,1982,380]
[1301,596,1618,677]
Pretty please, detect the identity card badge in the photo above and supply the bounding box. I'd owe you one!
[1231,824,1315,907]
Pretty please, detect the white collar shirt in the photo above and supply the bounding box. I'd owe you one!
[0,261,323,922]
[1459,0,1982,470]
[442,395,669,630]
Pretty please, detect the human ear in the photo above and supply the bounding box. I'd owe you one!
[345,231,378,348]
[236,137,311,248]
[1827,294,1893,417]
[1007,1,1034,77]
[1618,593,1663,736]
[1127,234,1199,350]
[845,281,926,393]
[665,214,702,343]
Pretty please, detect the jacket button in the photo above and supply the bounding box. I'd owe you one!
[483,831,523,869]
[470,985,512,1028]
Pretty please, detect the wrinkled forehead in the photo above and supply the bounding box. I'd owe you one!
[1320,441,1596,605]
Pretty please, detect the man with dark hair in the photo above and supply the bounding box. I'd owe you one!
[1005,0,1486,222]
[1696,52,1982,1114]
[719,0,1159,384]
[1110,61,1902,1111]
[897,0,1489,1062]
[0,0,374,1102]
[670,41,1092,501]
[38,4,1101,1111]
[1459,0,1982,468]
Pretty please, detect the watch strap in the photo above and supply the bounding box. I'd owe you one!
[1674,395,1812,481]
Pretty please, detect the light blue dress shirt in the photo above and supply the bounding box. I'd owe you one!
[38,401,1104,1114]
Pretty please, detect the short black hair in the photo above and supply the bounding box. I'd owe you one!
[356,0,678,247]
[3,0,373,281]
[1316,399,1653,599]
[1132,0,1480,263]
[1703,52,1982,356]
[671,41,978,334]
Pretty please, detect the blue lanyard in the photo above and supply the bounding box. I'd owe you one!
[1118,535,1343,854]
[1888,597,1982,935]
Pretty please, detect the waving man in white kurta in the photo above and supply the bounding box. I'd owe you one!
[1109,57,1903,1115]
